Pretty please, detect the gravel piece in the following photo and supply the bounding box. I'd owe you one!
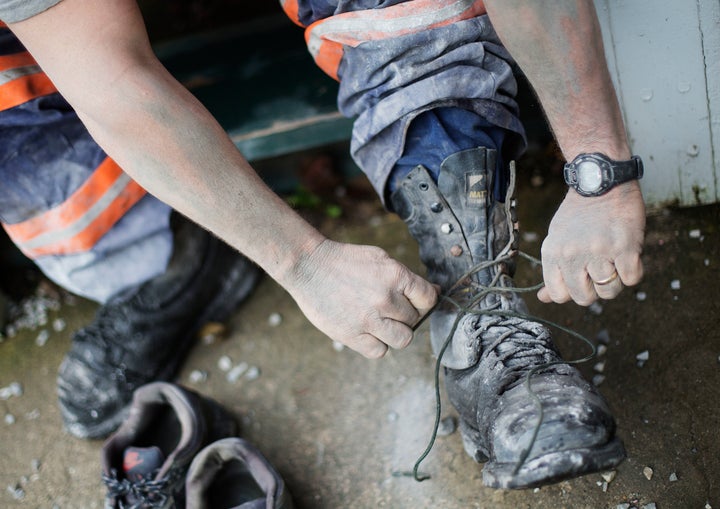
[268,313,282,327]
[589,301,603,315]
[0,382,23,400]
[636,291,647,301]
[35,329,50,346]
[226,362,248,383]
[217,355,233,372]
[636,350,650,368]
[669,472,678,482]
[7,484,25,500]
[592,375,606,386]
[594,361,606,373]
[596,329,610,344]
[670,279,681,290]
[245,366,260,381]
[52,318,66,332]
[189,370,207,383]
[597,344,608,356]
[5,413,16,425]
[601,471,617,483]
[332,341,345,352]
[643,466,654,480]
[689,229,701,238]
[616,504,630,509]
[642,503,657,509]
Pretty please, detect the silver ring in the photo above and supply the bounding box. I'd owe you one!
[594,270,619,286]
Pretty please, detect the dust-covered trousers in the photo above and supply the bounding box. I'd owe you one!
[0,0,524,304]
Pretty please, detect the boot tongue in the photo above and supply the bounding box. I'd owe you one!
[123,446,165,482]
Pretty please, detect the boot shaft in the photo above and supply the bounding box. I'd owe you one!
[390,147,512,291]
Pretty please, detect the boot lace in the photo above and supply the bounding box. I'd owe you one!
[103,468,182,509]
[399,165,598,481]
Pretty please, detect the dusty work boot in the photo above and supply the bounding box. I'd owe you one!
[57,215,262,439]
[102,382,237,508]
[390,147,625,489]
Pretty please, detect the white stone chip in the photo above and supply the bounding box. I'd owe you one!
[245,366,260,381]
[669,472,678,482]
[670,279,681,290]
[642,503,657,509]
[227,362,248,383]
[636,350,650,361]
[689,229,701,238]
[268,313,282,327]
[592,374,606,386]
[218,356,233,372]
[601,470,616,483]
[589,301,603,315]
[0,382,23,400]
[52,318,66,332]
[35,329,50,346]
[643,466,654,480]
[189,370,207,383]
[636,291,647,301]
[597,344,608,356]
[4,414,16,425]
[594,361,606,373]
[332,341,345,352]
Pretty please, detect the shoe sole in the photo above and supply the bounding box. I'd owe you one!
[481,437,626,489]
[63,245,261,440]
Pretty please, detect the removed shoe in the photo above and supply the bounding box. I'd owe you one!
[58,215,262,439]
[102,382,237,508]
[186,438,294,509]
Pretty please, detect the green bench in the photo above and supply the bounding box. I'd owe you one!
[154,15,354,164]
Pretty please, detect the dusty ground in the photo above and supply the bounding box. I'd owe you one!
[1,142,719,509]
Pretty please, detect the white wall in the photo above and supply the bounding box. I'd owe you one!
[595,0,720,207]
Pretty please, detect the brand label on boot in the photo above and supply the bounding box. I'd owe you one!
[465,172,487,208]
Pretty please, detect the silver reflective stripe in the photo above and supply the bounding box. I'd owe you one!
[17,172,132,251]
[0,64,41,86]
[307,0,474,56]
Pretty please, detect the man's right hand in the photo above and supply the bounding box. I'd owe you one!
[283,239,439,359]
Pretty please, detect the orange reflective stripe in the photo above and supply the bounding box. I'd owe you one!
[306,0,486,80]
[0,51,57,110]
[279,0,303,27]
[3,158,147,258]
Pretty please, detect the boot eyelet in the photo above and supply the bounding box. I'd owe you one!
[418,182,429,191]
[450,245,463,256]
[430,202,443,212]
[440,223,453,234]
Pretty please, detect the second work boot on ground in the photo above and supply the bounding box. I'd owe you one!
[390,147,625,489]
[57,215,262,439]
[102,382,238,508]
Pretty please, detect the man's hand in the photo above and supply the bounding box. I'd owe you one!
[538,181,645,305]
[284,239,439,359]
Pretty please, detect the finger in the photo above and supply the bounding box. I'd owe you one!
[370,318,415,350]
[615,253,644,287]
[564,268,598,306]
[588,263,623,300]
[539,263,572,304]
[345,333,389,359]
[402,274,439,315]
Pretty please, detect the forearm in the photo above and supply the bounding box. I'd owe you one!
[484,0,630,161]
[9,0,324,286]
[76,66,325,284]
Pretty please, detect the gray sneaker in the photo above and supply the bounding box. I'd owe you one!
[102,382,237,508]
[391,147,625,489]
[185,438,294,509]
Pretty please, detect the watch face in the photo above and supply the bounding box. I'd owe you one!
[576,160,603,193]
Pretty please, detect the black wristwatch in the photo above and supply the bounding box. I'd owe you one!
[563,153,644,197]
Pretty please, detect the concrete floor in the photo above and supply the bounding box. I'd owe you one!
[1,148,719,509]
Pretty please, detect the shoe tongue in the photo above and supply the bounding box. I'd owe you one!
[123,446,165,482]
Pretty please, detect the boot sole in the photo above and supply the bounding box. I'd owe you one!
[481,437,626,489]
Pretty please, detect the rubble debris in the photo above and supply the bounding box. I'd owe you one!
[669,472,678,482]
[670,279,681,290]
[636,350,650,368]
[227,362,249,383]
[636,291,647,301]
[189,370,207,383]
[217,355,233,372]
[643,466,654,480]
[268,312,282,327]
[0,382,23,400]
